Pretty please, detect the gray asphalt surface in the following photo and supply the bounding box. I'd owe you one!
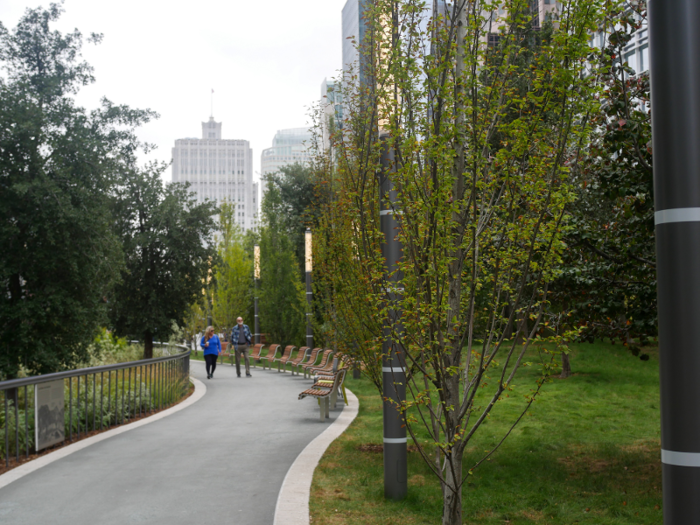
[0,359,344,525]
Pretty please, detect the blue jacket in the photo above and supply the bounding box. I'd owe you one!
[230,324,252,348]
[200,334,222,356]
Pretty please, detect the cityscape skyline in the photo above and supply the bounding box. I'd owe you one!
[0,0,348,184]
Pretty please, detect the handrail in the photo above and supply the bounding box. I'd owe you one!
[1,342,192,468]
[0,344,190,392]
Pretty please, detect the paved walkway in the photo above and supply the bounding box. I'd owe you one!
[0,360,350,525]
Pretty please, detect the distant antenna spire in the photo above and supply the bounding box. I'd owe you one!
[210,88,214,118]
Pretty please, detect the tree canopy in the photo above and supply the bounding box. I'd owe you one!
[555,3,655,353]
[311,1,610,522]
[109,164,217,358]
[212,200,254,333]
[257,179,306,346]
[0,4,155,379]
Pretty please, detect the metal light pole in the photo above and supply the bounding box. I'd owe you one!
[254,244,260,344]
[305,229,313,349]
[649,1,700,522]
[379,132,407,500]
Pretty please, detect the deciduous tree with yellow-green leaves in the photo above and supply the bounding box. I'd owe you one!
[312,1,617,522]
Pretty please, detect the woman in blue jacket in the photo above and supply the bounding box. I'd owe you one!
[200,326,222,379]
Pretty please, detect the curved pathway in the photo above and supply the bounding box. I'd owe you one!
[0,360,350,525]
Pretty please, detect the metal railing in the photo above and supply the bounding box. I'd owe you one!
[0,344,191,469]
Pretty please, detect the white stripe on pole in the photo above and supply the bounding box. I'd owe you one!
[661,449,700,467]
[382,366,406,373]
[655,208,700,225]
[384,437,408,444]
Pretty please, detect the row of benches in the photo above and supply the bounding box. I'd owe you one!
[216,343,350,421]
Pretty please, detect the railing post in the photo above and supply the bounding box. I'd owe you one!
[0,346,190,459]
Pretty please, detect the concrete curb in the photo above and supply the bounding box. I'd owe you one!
[0,375,206,491]
[273,388,360,525]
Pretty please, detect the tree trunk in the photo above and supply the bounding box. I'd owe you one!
[442,447,463,525]
[144,331,154,359]
[515,310,529,345]
[560,352,572,379]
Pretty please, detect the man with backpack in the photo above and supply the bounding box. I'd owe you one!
[231,317,252,377]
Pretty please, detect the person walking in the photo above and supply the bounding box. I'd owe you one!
[200,326,222,379]
[231,317,252,377]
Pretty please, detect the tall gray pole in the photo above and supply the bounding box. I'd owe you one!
[305,228,314,349]
[379,132,407,500]
[254,244,260,344]
[649,1,700,522]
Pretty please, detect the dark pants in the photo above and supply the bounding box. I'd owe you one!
[235,345,250,376]
[205,354,217,376]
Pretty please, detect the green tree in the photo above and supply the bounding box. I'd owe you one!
[212,200,254,333]
[258,181,306,346]
[0,4,155,379]
[312,1,610,522]
[263,162,317,273]
[109,164,217,358]
[555,2,655,353]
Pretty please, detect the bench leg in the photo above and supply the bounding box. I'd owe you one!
[325,397,330,419]
[331,388,338,410]
[318,398,324,421]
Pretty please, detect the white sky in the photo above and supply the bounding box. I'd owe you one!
[0,0,348,182]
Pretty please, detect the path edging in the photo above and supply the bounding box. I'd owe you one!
[0,375,206,491]
[273,388,359,525]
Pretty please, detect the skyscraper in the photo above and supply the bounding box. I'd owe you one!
[342,0,367,83]
[171,117,258,231]
[260,128,313,194]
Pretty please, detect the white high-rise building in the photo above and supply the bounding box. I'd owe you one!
[172,117,258,231]
[260,128,313,197]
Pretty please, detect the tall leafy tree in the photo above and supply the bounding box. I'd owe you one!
[555,2,655,354]
[258,181,305,346]
[263,162,317,274]
[312,1,609,522]
[0,5,155,379]
[212,200,254,332]
[109,164,217,358]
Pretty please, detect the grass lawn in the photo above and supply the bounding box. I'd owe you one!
[310,341,662,524]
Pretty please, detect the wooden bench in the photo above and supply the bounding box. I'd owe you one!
[307,352,340,377]
[292,347,318,376]
[248,344,266,368]
[314,356,352,407]
[314,354,351,381]
[274,345,296,372]
[259,344,282,370]
[312,371,349,409]
[299,369,348,420]
[218,342,234,365]
[302,349,333,378]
